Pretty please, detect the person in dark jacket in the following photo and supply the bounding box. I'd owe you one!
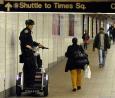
[93,27,110,68]
[65,37,89,92]
[19,19,44,87]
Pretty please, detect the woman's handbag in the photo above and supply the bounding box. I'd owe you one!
[75,58,89,66]
[84,65,91,79]
[73,48,89,66]
[73,47,88,59]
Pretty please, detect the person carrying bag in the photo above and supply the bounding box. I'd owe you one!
[65,37,89,92]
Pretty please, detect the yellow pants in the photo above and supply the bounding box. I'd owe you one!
[70,69,82,89]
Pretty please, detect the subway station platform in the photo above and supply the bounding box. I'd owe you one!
[8,43,115,98]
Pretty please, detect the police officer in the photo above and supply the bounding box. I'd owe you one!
[19,19,44,87]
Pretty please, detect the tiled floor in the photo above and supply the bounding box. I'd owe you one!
[9,43,115,98]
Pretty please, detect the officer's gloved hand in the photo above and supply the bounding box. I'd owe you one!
[42,47,49,49]
[32,50,36,53]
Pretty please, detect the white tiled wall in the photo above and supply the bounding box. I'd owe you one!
[93,18,96,37]
[5,13,18,89]
[74,14,83,44]
[61,14,69,54]
[0,13,5,92]
[89,16,92,37]
[0,13,93,92]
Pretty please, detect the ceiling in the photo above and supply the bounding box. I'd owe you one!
[87,14,115,20]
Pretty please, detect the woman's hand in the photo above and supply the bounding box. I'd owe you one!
[26,45,33,50]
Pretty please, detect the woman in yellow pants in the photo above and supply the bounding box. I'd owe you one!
[65,37,89,92]
[70,69,82,91]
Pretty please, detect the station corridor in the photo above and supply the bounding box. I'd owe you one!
[7,42,115,98]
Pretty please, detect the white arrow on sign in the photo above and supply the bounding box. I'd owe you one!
[5,2,12,11]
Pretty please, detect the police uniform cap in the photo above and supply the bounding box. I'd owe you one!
[25,19,35,25]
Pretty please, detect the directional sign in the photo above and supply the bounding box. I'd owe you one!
[5,2,12,11]
[3,1,115,12]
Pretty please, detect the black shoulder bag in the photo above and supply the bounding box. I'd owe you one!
[73,47,89,66]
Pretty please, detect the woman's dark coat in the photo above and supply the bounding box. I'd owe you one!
[65,44,87,72]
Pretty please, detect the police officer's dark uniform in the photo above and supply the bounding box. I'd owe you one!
[19,19,39,87]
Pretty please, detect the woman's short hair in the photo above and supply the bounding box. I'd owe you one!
[72,37,78,44]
